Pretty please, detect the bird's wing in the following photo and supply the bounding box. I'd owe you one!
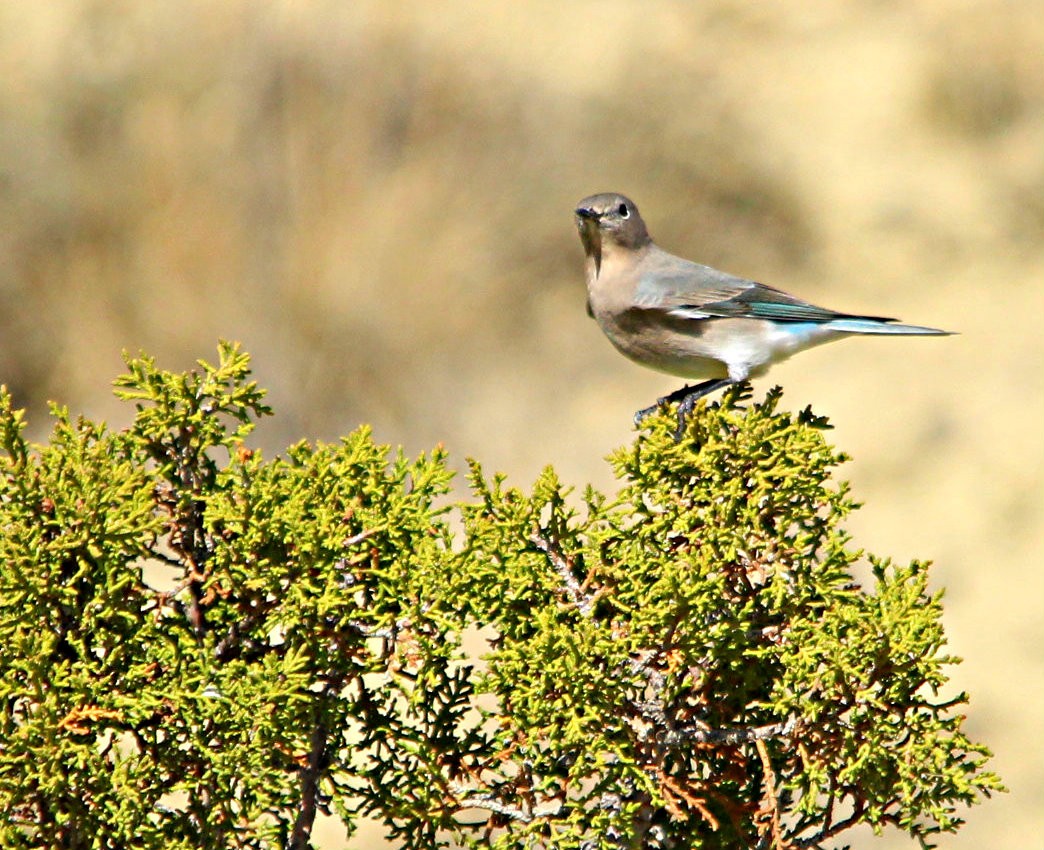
[635,256,894,324]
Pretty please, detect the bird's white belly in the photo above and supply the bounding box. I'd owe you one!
[600,313,845,382]
[705,320,845,380]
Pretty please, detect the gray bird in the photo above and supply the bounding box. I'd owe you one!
[575,192,951,436]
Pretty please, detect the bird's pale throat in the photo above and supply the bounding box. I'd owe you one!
[579,218,603,276]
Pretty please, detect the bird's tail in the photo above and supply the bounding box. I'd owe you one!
[825,318,953,336]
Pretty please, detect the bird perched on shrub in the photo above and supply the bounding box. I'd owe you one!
[575,192,950,437]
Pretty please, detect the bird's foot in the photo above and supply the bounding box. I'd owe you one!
[672,379,739,439]
[633,383,704,427]
[673,392,707,441]
[633,402,661,426]
[634,379,737,439]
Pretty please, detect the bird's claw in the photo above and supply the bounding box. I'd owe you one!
[673,394,699,441]
[634,379,737,440]
[633,402,662,426]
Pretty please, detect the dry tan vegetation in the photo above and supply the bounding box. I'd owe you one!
[0,2,1040,847]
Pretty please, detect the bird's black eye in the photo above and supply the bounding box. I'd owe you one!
[618,203,629,218]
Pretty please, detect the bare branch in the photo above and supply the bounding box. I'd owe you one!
[530,530,595,617]
[793,801,867,849]
[343,528,380,548]
[450,785,560,823]
[661,716,800,747]
[287,719,329,850]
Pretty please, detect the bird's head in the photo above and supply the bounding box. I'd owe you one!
[574,193,650,276]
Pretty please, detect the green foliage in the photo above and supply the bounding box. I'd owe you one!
[455,388,1001,848]
[0,346,1000,850]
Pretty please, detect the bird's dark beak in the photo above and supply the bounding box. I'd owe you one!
[575,209,603,276]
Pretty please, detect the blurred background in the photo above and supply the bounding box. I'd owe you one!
[1,1,1040,847]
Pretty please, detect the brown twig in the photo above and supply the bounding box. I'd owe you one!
[287,720,329,850]
[755,738,788,849]
[793,801,867,848]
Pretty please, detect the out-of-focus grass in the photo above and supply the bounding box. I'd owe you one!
[0,2,814,442]
[1,3,1040,848]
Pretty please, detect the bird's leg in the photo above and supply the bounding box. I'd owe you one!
[672,378,735,440]
[634,383,709,426]
[633,379,733,428]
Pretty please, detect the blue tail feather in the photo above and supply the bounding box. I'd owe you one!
[825,318,952,336]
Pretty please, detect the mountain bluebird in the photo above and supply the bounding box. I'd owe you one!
[575,192,951,436]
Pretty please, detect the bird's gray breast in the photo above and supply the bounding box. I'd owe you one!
[591,300,730,380]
